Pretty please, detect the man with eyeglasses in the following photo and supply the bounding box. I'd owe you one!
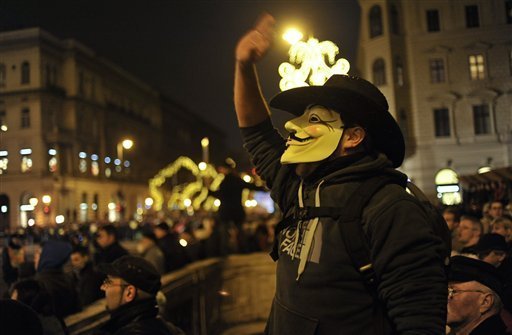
[447,255,510,334]
[98,255,184,335]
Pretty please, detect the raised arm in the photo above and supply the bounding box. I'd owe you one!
[234,13,275,127]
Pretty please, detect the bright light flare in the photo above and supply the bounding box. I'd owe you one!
[122,139,134,150]
[283,28,303,45]
[179,239,188,247]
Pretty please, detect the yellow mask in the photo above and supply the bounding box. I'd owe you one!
[280,105,344,164]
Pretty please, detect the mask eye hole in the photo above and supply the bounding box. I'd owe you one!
[309,114,321,123]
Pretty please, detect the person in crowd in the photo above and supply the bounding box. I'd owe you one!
[94,224,128,265]
[10,278,67,335]
[137,230,165,275]
[0,298,43,335]
[482,200,505,233]
[70,246,104,307]
[35,240,81,319]
[98,255,184,335]
[1,233,35,288]
[210,158,263,254]
[447,255,510,334]
[491,217,512,243]
[444,207,462,252]
[458,216,483,255]
[234,13,447,334]
[153,221,189,272]
[475,233,509,268]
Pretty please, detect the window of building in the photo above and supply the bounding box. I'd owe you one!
[395,56,404,86]
[426,9,440,32]
[80,192,88,223]
[506,0,512,23]
[20,148,32,173]
[429,59,446,83]
[21,108,30,128]
[469,54,485,80]
[369,5,383,38]
[79,151,87,173]
[434,108,450,137]
[0,63,5,87]
[0,151,8,174]
[465,5,480,28]
[21,61,30,84]
[473,104,491,134]
[91,153,99,176]
[48,148,58,173]
[372,58,386,86]
[390,4,400,34]
[104,156,112,178]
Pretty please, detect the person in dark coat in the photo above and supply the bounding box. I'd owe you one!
[94,224,128,265]
[10,278,67,335]
[98,255,184,335]
[447,255,511,334]
[233,14,448,334]
[70,246,104,307]
[0,298,43,335]
[153,222,190,272]
[35,240,81,319]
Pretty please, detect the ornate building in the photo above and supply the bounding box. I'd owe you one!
[357,0,512,203]
[0,28,225,230]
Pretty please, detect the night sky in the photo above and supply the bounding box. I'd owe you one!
[0,0,361,154]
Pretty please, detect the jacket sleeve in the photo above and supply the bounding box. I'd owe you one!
[367,188,448,335]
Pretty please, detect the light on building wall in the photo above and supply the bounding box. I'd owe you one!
[91,154,99,161]
[48,149,57,156]
[278,33,350,91]
[144,197,154,208]
[1,205,7,213]
[29,197,38,207]
[79,152,87,159]
[0,125,7,132]
[28,218,35,227]
[55,215,65,224]
[20,148,32,155]
[478,166,492,174]
[42,195,52,204]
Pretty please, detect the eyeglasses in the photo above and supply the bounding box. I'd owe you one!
[102,277,128,289]
[447,287,488,299]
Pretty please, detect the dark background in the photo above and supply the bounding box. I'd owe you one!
[0,0,361,154]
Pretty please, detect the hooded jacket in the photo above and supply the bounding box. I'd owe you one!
[241,118,447,335]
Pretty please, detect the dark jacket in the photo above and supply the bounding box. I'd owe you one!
[242,119,447,335]
[94,242,128,265]
[100,298,184,335]
[72,261,105,307]
[157,233,190,272]
[469,313,511,335]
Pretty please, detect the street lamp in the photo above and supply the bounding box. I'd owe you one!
[117,139,134,163]
[201,137,209,163]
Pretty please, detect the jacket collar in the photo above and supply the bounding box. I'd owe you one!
[103,298,158,332]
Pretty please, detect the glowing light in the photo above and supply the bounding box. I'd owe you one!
[279,37,350,91]
[90,223,98,233]
[108,202,116,210]
[58,228,65,235]
[29,197,38,207]
[198,162,207,171]
[48,149,57,156]
[42,195,51,204]
[0,151,7,156]
[28,218,35,226]
[55,215,65,224]
[283,28,303,45]
[436,185,460,193]
[218,290,231,297]
[114,159,121,166]
[242,174,252,183]
[122,139,133,150]
[201,137,209,147]
[20,204,34,211]
[1,125,7,131]
[136,208,143,215]
[179,239,188,247]
[79,152,87,159]
[124,160,130,168]
[213,199,221,207]
[80,203,88,210]
[20,148,32,155]
[129,221,138,230]
[144,197,154,208]
[1,205,7,213]
[91,203,98,211]
[183,198,192,207]
[104,157,111,164]
[478,166,492,174]
[91,154,99,161]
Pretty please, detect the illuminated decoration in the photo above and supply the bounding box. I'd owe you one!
[278,36,350,91]
[435,168,462,205]
[55,215,65,224]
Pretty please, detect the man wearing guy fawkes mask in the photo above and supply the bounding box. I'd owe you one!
[234,14,447,335]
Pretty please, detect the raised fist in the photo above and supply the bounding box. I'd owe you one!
[235,13,276,65]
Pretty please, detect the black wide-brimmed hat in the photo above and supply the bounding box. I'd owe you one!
[269,75,405,167]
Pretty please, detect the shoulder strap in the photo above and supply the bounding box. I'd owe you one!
[338,175,405,291]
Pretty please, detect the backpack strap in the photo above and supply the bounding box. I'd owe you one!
[338,175,406,291]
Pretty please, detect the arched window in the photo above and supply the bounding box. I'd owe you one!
[372,58,386,86]
[369,5,383,38]
[21,61,30,84]
[390,4,400,34]
[0,63,6,86]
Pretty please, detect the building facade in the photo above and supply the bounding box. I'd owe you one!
[0,28,225,230]
[357,0,512,203]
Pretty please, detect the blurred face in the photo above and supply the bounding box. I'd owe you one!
[96,230,114,248]
[101,276,130,311]
[154,228,166,239]
[492,223,512,242]
[10,289,18,300]
[443,212,458,231]
[70,252,88,271]
[489,202,503,219]
[281,105,344,164]
[482,250,506,267]
[458,220,476,244]
[447,281,489,330]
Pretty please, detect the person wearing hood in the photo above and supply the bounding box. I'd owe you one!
[233,14,448,334]
[35,240,80,319]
